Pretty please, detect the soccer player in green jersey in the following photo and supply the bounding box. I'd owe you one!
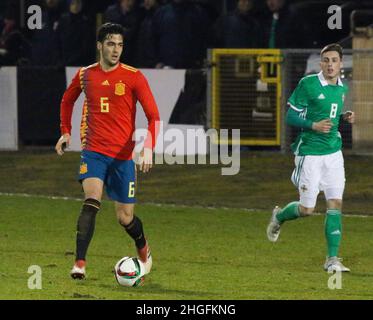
[266,43,355,272]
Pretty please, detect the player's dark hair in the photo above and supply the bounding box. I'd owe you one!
[321,43,343,60]
[97,23,124,43]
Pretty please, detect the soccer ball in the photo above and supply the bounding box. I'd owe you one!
[114,256,145,287]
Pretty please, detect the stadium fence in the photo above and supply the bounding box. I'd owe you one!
[208,48,373,154]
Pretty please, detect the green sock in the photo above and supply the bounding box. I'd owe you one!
[325,209,342,258]
[275,201,300,224]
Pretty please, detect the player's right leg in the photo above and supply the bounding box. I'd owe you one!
[71,150,107,279]
[267,155,319,242]
[267,203,298,242]
[71,178,103,279]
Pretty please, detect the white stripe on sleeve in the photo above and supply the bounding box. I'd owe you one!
[288,102,304,112]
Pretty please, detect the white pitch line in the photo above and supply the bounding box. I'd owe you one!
[0,192,371,218]
[0,192,83,202]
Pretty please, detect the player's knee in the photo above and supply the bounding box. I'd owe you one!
[82,179,103,201]
[298,205,314,217]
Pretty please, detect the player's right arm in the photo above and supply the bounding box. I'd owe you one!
[286,108,332,133]
[286,79,331,133]
[55,69,83,155]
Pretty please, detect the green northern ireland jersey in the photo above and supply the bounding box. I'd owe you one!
[288,72,349,156]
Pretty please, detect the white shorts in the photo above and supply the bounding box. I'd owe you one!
[291,150,345,208]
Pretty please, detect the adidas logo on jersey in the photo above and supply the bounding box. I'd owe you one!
[318,93,326,99]
[102,80,110,86]
[331,230,341,235]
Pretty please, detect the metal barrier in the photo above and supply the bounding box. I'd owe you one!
[208,49,282,146]
[208,48,373,154]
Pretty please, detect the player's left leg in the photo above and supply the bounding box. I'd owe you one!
[115,203,152,274]
[106,159,152,274]
[323,198,349,272]
[322,151,349,272]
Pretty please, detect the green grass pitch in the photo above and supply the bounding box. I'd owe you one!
[1,194,373,300]
[1,151,373,300]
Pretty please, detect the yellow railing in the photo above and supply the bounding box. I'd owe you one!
[211,49,282,146]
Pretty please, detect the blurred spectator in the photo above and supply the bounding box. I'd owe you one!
[81,0,116,18]
[0,1,31,66]
[261,0,312,48]
[194,0,221,22]
[212,0,261,48]
[56,0,96,66]
[0,1,18,46]
[134,0,159,67]
[0,30,31,66]
[30,0,65,65]
[0,18,16,48]
[152,0,211,69]
[104,0,144,65]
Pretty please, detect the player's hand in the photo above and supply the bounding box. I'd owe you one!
[312,119,332,133]
[343,111,355,124]
[55,133,71,156]
[138,148,153,173]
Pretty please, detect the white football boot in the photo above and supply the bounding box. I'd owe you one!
[266,206,282,242]
[324,257,350,272]
[137,241,152,275]
[70,260,86,279]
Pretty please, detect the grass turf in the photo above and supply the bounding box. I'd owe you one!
[0,150,373,214]
[1,150,373,299]
[1,194,373,300]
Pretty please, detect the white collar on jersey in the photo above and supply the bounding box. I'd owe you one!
[318,71,343,87]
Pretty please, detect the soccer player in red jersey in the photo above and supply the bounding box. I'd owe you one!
[55,23,160,280]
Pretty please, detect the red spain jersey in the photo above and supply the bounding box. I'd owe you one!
[60,62,160,160]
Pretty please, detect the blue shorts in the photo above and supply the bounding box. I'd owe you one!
[78,150,136,204]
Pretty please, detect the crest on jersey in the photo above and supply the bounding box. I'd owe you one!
[342,94,345,102]
[80,162,88,174]
[115,82,125,96]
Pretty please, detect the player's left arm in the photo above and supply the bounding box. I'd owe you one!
[134,71,160,173]
[341,86,355,124]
